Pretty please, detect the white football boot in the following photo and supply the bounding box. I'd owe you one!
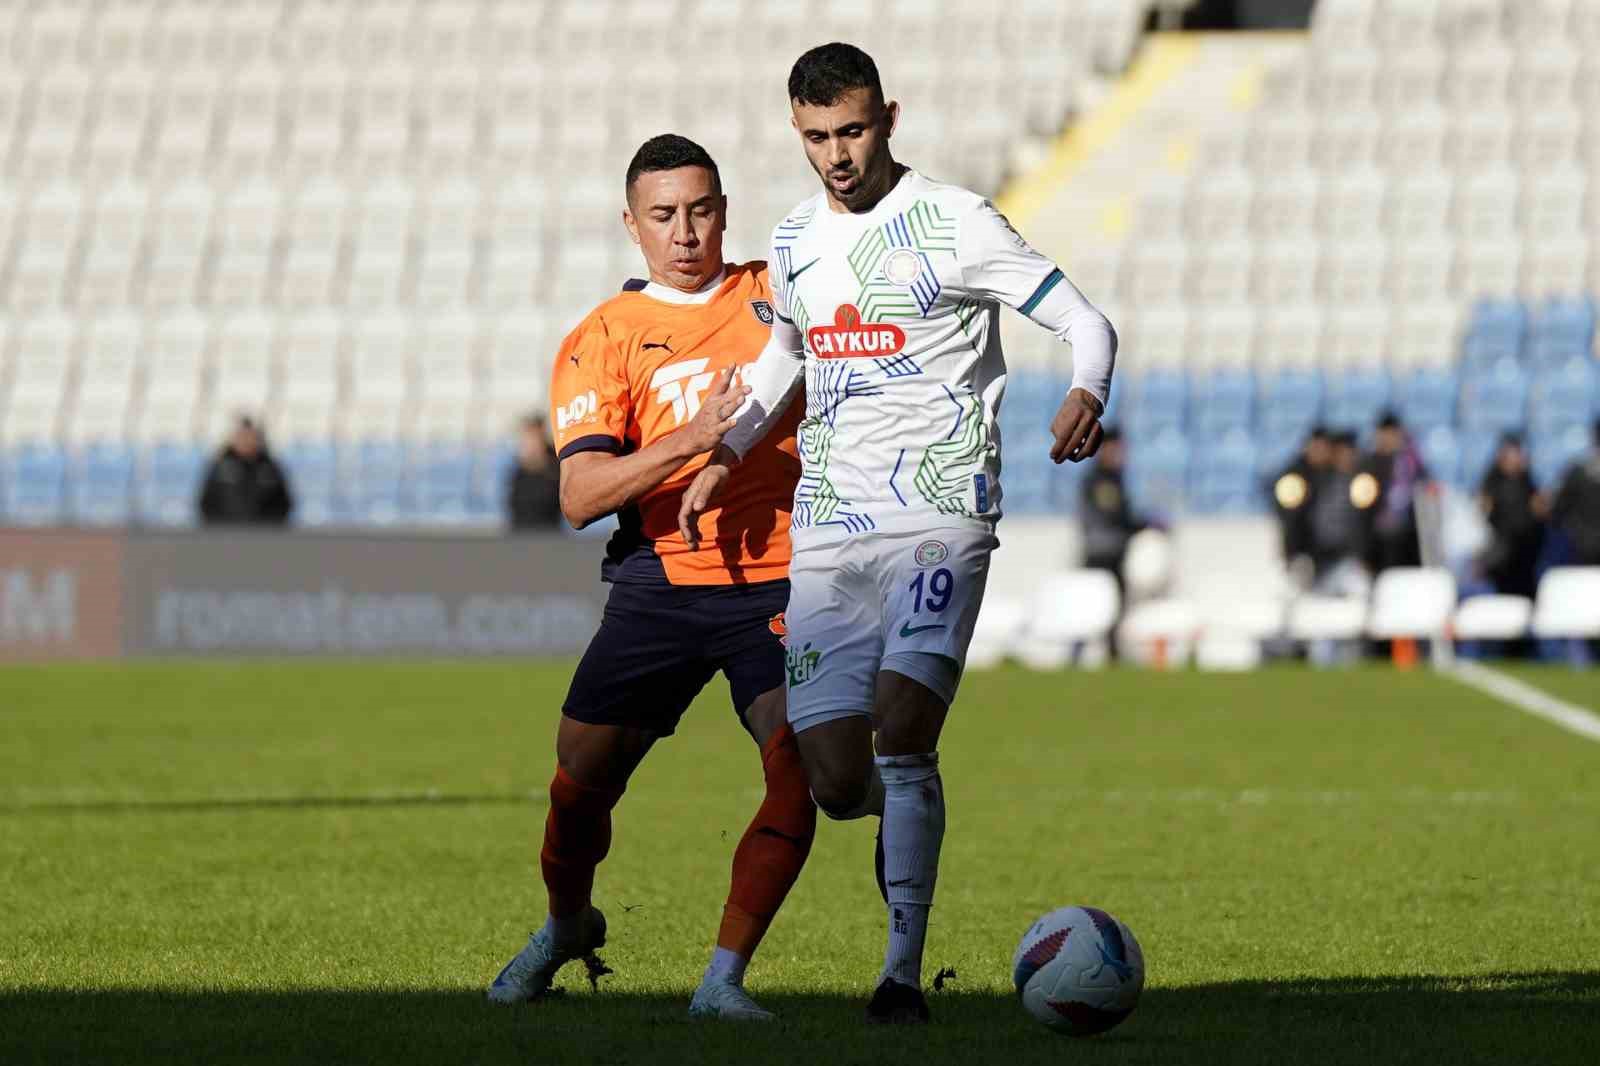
[486,907,607,1005]
[688,980,778,1021]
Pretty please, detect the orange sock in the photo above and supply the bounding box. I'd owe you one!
[717,724,817,960]
[540,765,624,918]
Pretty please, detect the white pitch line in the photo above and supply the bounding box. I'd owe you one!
[1445,660,1600,744]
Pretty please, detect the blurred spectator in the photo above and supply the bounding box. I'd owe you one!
[507,415,562,531]
[198,417,293,527]
[1477,434,1544,599]
[1308,431,1369,585]
[1550,419,1600,566]
[1362,412,1426,573]
[1273,426,1330,581]
[1080,427,1144,588]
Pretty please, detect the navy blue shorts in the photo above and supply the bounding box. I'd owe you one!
[563,579,790,737]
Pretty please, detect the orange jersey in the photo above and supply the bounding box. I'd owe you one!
[549,262,801,586]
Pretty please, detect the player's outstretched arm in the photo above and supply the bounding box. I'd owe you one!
[559,368,749,529]
[957,201,1117,463]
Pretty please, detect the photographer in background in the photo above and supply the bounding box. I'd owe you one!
[198,416,293,527]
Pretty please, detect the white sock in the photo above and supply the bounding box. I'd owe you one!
[876,752,944,988]
[702,946,749,987]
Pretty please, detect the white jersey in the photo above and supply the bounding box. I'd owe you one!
[728,169,1116,551]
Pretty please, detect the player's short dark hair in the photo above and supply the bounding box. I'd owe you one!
[1376,410,1403,431]
[624,134,721,199]
[788,42,883,107]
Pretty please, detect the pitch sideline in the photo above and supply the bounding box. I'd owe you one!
[1444,660,1600,744]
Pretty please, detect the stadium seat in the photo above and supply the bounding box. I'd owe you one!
[136,443,206,527]
[1417,425,1464,488]
[1124,430,1188,517]
[1531,567,1600,638]
[1116,598,1199,669]
[1287,595,1368,643]
[1,443,68,526]
[1187,430,1261,515]
[1126,372,1187,435]
[1189,370,1254,435]
[1397,366,1460,431]
[408,442,477,524]
[66,443,136,527]
[1528,357,1598,430]
[1458,358,1528,432]
[1529,423,1592,488]
[1367,567,1458,639]
[1451,594,1534,642]
[966,595,1029,671]
[1013,570,1120,670]
[1323,369,1391,432]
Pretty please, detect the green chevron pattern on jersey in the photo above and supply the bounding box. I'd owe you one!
[796,417,841,526]
[914,392,994,517]
[845,199,959,324]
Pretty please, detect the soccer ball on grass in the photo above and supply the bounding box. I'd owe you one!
[1012,906,1144,1035]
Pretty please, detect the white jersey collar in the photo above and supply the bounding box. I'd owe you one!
[640,268,727,305]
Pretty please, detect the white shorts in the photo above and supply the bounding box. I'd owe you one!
[784,526,997,734]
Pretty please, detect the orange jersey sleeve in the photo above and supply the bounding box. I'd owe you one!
[549,318,630,458]
[548,263,800,587]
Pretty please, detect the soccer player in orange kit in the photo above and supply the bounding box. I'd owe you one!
[486,135,812,1021]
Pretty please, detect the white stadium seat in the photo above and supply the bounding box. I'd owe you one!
[1531,568,1600,638]
[1367,567,1458,639]
[1014,570,1122,670]
[1288,595,1368,643]
[1451,595,1534,641]
[1117,599,1199,669]
[966,595,1030,671]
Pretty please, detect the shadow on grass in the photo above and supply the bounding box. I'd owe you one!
[0,792,539,816]
[3,972,1596,1066]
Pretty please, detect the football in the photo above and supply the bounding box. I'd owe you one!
[1012,906,1144,1036]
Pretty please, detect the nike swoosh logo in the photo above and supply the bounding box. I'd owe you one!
[899,622,946,638]
[887,877,916,888]
[786,258,820,284]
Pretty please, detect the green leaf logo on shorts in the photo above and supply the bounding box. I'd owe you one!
[787,642,821,687]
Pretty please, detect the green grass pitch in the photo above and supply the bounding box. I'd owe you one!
[2,661,1598,1065]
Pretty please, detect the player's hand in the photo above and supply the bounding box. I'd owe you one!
[681,367,751,456]
[1050,388,1105,464]
[678,445,737,550]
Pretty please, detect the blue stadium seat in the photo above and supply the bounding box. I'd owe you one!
[473,440,518,520]
[1323,369,1391,432]
[1254,423,1309,479]
[1528,296,1595,349]
[1528,357,1598,432]
[1189,370,1254,435]
[1125,371,1187,435]
[1460,332,1522,368]
[1458,357,1529,433]
[136,443,205,526]
[1396,366,1459,431]
[66,442,134,526]
[341,440,406,526]
[278,441,337,526]
[1416,425,1463,488]
[1458,432,1500,490]
[1525,334,1590,368]
[1530,423,1592,490]
[409,442,476,523]
[1467,298,1527,351]
[2,443,68,525]
[1257,370,1323,435]
[1124,429,1188,517]
[1187,431,1262,514]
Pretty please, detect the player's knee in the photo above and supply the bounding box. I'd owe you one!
[811,771,871,821]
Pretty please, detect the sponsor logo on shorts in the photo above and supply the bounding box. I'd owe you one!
[768,612,788,646]
[808,304,906,359]
[913,540,948,567]
[750,299,775,325]
[786,641,820,687]
[882,248,924,287]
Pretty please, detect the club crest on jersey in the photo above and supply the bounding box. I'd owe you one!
[808,304,906,359]
[882,248,924,287]
[913,540,949,567]
[749,299,775,325]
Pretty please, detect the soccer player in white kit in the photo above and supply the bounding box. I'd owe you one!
[679,43,1117,1023]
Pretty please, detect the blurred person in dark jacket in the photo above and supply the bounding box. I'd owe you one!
[1308,431,1370,584]
[1363,412,1426,572]
[1080,427,1144,585]
[507,414,562,531]
[1550,419,1600,565]
[1273,426,1331,581]
[1478,434,1544,598]
[198,416,293,526]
